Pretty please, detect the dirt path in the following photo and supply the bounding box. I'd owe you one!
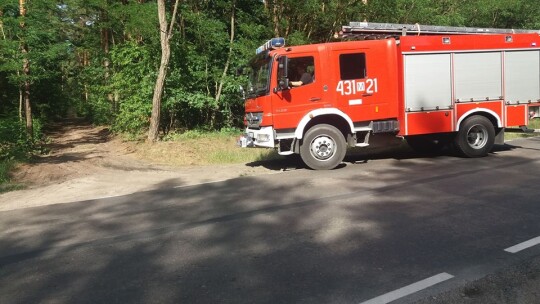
[0,120,273,212]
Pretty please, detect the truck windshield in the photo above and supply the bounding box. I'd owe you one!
[247,53,272,98]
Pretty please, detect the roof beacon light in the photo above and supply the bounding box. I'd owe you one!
[256,37,285,54]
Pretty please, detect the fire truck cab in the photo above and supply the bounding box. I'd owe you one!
[240,22,540,170]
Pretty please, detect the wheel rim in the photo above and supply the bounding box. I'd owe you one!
[466,124,488,149]
[309,134,336,161]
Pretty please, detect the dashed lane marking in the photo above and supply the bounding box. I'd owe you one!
[504,236,540,253]
[359,272,454,304]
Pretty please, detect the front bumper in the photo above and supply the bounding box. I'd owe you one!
[237,126,275,148]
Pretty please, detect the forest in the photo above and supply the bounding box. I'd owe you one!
[2,0,540,174]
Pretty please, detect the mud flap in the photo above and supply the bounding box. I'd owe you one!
[495,128,505,145]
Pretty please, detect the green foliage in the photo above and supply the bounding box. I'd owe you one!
[0,159,14,184]
[2,0,540,146]
[109,43,155,134]
[0,116,42,161]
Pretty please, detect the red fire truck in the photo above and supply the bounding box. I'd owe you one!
[239,22,540,170]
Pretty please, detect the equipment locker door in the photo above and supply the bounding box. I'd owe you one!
[329,41,399,123]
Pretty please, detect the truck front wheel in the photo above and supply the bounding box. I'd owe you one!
[454,115,495,157]
[300,124,346,170]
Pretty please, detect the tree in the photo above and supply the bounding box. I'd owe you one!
[4,0,540,147]
[19,0,31,138]
[212,0,236,128]
[147,0,180,142]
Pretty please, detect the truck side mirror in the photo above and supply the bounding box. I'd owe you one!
[277,56,289,91]
[278,78,289,91]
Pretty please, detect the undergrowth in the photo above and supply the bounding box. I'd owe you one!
[0,160,13,184]
[0,160,23,193]
[0,116,44,190]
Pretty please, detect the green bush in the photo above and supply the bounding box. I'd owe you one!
[0,117,43,161]
[0,116,43,186]
[0,160,14,184]
[0,117,34,160]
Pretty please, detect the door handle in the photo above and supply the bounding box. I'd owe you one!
[362,93,373,97]
[309,97,321,102]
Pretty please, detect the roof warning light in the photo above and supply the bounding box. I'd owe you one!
[256,37,285,54]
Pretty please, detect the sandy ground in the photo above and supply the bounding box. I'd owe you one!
[0,121,274,212]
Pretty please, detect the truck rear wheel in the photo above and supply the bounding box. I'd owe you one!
[300,124,346,170]
[454,115,495,157]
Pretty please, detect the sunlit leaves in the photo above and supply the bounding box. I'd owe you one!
[3,0,540,140]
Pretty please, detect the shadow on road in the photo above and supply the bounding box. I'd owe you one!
[246,139,523,172]
[1,138,539,303]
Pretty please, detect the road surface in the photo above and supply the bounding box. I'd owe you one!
[1,137,540,303]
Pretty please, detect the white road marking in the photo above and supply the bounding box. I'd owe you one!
[504,236,540,253]
[359,273,454,304]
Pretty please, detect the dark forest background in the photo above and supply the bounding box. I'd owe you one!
[2,0,540,164]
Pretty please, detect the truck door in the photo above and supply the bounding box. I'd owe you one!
[271,52,326,130]
[330,41,398,123]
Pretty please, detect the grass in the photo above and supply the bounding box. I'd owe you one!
[0,160,24,193]
[133,130,283,167]
[529,118,540,129]
[139,120,540,167]
[0,160,13,183]
[504,118,540,141]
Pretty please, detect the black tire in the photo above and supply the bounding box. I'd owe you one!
[454,115,495,157]
[300,124,346,170]
[406,134,450,154]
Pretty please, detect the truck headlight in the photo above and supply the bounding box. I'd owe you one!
[257,134,271,142]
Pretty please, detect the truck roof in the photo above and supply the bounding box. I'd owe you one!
[267,33,540,57]
[399,33,540,53]
[269,39,396,56]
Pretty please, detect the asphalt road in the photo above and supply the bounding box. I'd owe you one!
[1,137,540,304]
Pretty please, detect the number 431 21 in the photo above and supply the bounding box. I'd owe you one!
[336,78,378,96]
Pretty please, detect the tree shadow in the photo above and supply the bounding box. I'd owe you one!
[41,118,111,151]
[1,139,540,303]
[30,152,104,165]
[247,138,528,172]
[245,155,307,171]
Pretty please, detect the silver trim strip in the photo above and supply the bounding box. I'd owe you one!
[402,47,540,55]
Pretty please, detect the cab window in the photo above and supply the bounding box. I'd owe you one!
[288,56,315,87]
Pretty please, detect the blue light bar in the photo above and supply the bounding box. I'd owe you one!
[255,37,285,54]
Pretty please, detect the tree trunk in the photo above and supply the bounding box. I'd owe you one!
[22,56,31,137]
[19,87,23,122]
[147,0,181,142]
[0,14,6,40]
[24,81,31,136]
[212,0,236,128]
[272,2,280,37]
[19,0,32,138]
[17,70,22,122]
